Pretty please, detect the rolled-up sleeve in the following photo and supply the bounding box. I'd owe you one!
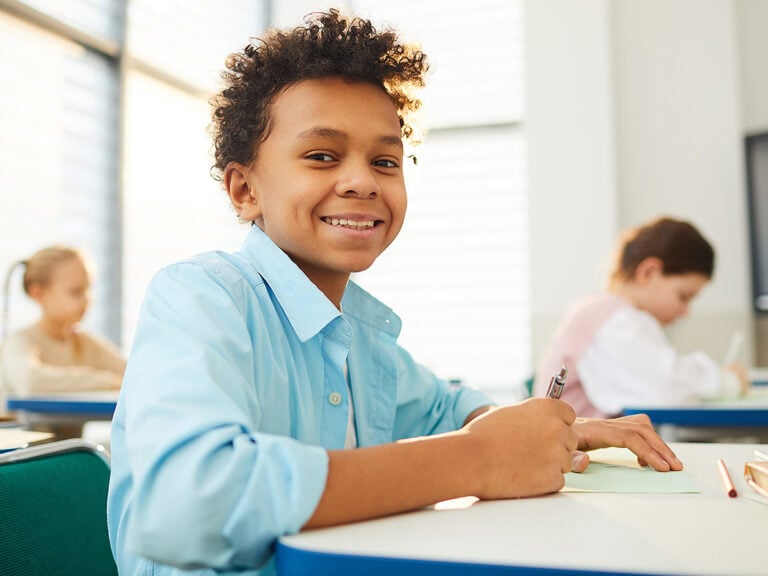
[120,263,328,570]
[393,345,493,438]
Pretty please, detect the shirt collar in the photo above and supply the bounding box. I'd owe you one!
[239,226,341,342]
[341,282,401,338]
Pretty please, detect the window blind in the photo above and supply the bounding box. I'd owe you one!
[126,0,266,94]
[13,0,123,45]
[120,1,265,348]
[0,10,120,341]
[121,70,249,346]
[355,127,529,391]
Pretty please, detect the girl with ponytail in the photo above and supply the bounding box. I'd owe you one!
[0,246,125,416]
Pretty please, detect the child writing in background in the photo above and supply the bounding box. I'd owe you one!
[107,11,681,576]
[533,216,749,418]
[0,246,125,413]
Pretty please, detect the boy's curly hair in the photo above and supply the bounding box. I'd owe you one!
[210,9,428,182]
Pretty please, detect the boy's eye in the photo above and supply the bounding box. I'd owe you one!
[306,152,335,162]
[373,158,399,168]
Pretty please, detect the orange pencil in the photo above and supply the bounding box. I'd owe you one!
[717,458,737,498]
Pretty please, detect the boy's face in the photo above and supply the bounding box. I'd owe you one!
[237,77,407,297]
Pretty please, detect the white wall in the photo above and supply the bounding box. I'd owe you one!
[735,0,768,364]
[612,0,752,361]
[527,0,757,368]
[736,0,768,134]
[525,0,618,363]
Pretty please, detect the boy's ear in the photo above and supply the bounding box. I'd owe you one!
[634,256,664,284]
[224,162,261,221]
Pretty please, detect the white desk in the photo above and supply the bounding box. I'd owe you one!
[0,429,54,453]
[277,443,768,576]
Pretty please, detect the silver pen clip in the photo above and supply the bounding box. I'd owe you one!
[545,365,568,399]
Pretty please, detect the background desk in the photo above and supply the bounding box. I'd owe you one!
[624,387,768,442]
[6,392,118,418]
[6,392,119,444]
[277,443,767,576]
[6,392,119,425]
[0,429,54,453]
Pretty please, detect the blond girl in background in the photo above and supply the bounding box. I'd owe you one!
[533,216,749,418]
[0,246,125,412]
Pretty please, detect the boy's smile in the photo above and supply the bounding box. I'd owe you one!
[227,77,407,306]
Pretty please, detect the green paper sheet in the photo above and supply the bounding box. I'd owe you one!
[563,447,699,493]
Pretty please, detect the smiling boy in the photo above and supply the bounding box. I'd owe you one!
[227,78,406,307]
[107,10,682,576]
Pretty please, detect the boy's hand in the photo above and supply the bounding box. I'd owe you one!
[572,414,683,472]
[462,398,578,499]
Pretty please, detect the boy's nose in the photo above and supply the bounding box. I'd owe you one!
[335,164,380,198]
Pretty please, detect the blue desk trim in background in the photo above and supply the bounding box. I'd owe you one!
[623,407,768,426]
[6,398,116,416]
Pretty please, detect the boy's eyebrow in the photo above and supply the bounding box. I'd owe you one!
[296,126,403,147]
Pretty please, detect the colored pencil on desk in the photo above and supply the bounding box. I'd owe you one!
[717,459,737,498]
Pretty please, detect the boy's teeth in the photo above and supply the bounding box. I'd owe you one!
[324,217,375,228]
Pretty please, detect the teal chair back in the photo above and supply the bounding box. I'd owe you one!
[0,439,118,576]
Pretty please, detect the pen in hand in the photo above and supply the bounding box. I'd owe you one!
[545,365,584,471]
[545,365,568,399]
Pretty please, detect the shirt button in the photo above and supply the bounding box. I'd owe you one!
[328,392,343,406]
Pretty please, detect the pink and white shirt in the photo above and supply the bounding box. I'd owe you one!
[532,292,738,418]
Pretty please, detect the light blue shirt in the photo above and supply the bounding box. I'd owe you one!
[107,225,492,575]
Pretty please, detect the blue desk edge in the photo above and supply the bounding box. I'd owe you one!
[6,398,116,415]
[274,540,671,576]
[623,407,768,426]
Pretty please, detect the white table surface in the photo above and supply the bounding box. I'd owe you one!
[278,442,768,576]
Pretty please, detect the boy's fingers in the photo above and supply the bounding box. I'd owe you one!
[571,450,589,472]
[623,431,683,471]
